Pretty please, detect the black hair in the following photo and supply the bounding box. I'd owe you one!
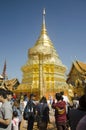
[0,88,7,99]
[13,111,18,117]
[30,93,35,99]
[39,96,47,103]
[60,91,64,95]
[7,90,13,96]
[55,93,63,101]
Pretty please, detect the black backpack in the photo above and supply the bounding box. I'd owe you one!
[23,100,35,120]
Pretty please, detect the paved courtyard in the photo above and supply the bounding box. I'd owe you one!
[20,108,57,130]
[20,120,56,130]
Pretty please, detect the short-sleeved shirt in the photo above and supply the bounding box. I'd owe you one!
[52,100,67,122]
[0,101,12,130]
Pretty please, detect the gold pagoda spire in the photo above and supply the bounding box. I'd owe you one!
[30,8,54,53]
[41,8,47,35]
[43,8,46,25]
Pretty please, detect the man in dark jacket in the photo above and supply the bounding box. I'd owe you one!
[24,93,36,130]
[76,115,86,130]
[69,95,86,130]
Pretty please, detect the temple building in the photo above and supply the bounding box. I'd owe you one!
[0,75,19,91]
[17,9,69,99]
[0,61,20,91]
[67,60,86,96]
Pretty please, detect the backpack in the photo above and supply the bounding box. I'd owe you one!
[23,100,35,120]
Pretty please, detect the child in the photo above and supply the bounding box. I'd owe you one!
[13,100,22,130]
[11,111,19,130]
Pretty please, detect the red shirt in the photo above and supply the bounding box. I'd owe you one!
[52,100,67,122]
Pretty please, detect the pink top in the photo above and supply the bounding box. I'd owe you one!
[12,117,19,130]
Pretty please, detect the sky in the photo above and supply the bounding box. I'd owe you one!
[0,0,86,82]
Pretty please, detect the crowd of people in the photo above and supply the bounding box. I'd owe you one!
[0,88,86,130]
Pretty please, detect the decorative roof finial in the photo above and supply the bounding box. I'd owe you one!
[75,55,78,61]
[41,8,47,35]
[43,8,46,25]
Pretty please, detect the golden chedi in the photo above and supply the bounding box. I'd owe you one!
[17,9,69,99]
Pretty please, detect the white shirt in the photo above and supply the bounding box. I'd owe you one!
[0,102,2,108]
[63,95,70,113]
